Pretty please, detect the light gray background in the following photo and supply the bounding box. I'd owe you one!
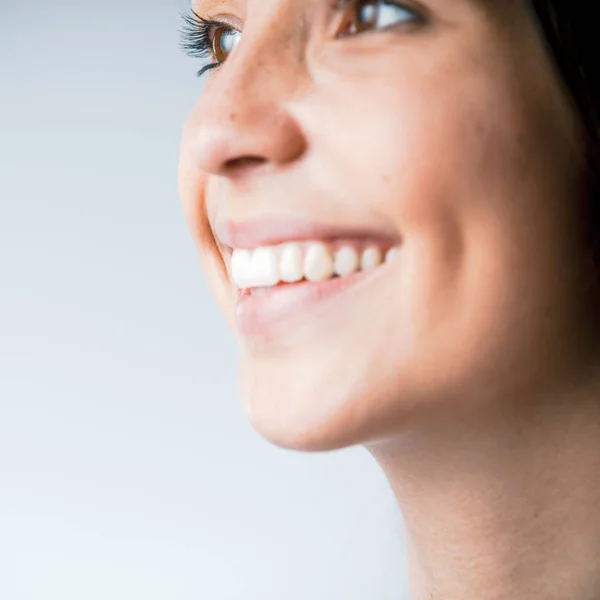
[0,1,408,598]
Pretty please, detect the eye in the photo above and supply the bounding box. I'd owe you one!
[180,11,242,77]
[337,0,421,37]
[213,27,242,63]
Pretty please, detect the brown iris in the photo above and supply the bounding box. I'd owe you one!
[212,26,241,63]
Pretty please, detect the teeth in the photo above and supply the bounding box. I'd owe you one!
[251,246,280,287]
[230,242,399,289]
[361,247,383,270]
[334,246,360,277]
[231,249,253,289]
[279,243,303,283]
[304,242,334,282]
[385,247,399,263]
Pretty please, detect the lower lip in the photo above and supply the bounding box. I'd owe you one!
[234,267,385,339]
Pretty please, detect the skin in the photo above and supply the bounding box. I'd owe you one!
[179,0,600,598]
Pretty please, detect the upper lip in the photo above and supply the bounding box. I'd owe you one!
[213,216,400,250]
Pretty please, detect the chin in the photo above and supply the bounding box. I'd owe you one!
[237,344,419,453]
[238,355,352,453]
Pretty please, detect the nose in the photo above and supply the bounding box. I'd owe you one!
[187,39,308,179]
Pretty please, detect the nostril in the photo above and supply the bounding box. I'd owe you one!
[224,155,267,171]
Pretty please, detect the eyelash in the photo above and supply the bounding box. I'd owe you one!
[180,10,225,78]
[180,1,424,78]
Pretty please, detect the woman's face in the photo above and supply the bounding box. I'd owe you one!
[179,0,597,451]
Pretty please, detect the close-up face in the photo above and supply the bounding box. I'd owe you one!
[179,0,600,452]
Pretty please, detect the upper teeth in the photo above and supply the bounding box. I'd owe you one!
[230,242,398,289]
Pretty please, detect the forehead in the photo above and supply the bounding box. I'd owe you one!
[191,0,505,8]
[191,0,523,28]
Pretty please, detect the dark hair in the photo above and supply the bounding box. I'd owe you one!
[531,0,599,145]
[531,0,600,267]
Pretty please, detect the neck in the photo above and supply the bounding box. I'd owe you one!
[366,373,600,600]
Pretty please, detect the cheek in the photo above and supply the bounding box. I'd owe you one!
[303,43,587,386]
[308,69,488,334]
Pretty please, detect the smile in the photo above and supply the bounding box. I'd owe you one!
[214,217,402,339]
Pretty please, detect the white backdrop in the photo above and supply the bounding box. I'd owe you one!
[0,1,408,597]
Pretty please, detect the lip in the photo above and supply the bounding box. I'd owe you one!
[234,258,396,339]
[214,216,400,250]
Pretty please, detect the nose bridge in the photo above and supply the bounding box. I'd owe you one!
[228,2,307,101]
[189,6,308,175]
